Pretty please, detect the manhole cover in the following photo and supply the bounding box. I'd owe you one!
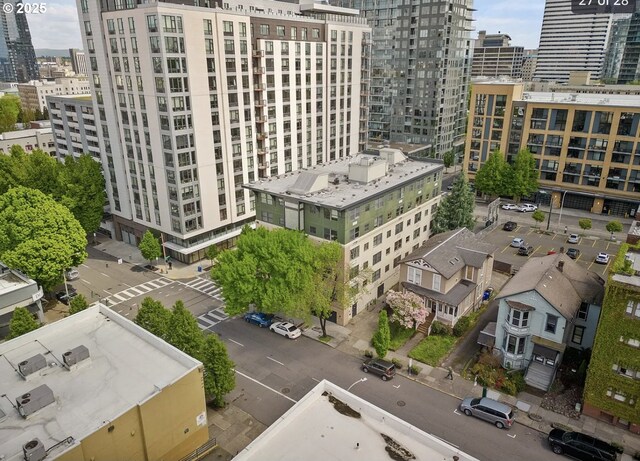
[282,387,290,394]
[397,400,406,407]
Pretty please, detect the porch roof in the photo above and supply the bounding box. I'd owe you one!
[402,279,476,307]
[477,321,497,348]
[532,335,566,353]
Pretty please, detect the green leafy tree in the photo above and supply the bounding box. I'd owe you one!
[201,334,236,407]
[443,151,455,172]
[69,294,89,315]
[165,300,204,359]
[19,108,35,125]
[474,151,509,197]
[8,307,39,339]
[22,149,61,196]
[0,187,87,291]
[507,148,539,201]
[386,290,428,329]
[134,297,171,339]
[531,210,545,228]
[58,154,106,233]
[0,94,21,133]
[42,107,49,120]
[34,108,43,120]
[432,174,475,234]
[578,218,592,235]
[204,245,219,267]
[372,310,391,358]
[606,220,623,240]
[138,230,162,267]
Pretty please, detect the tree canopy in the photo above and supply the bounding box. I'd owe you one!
[58,155,106,233]
[474,148,538,200]
[69,294,89,315]
[201,334,236,408]
[443,151,455,171]
[166,300,204,359]
[386,290,428,329]
[432,174,475,234]
[606,220,623,234]
[8,307,40,339]
[135,297,171,339]
[474,151,509,197]
[0,187,87,291]
[372,310,390,358]
[0,94,21,133]
[138,230,162,266]
[508,148,539,200]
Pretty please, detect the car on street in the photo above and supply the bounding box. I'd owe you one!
[518,245,534,256]
[595,253,610,264]
[501,203,519,210]
[55,287,78,305]
[566,248,581,260]
[65,268,79,281]
[269,321,302,339]
[459,397,515,429]
[547,428,618,460]
[511,237,525,248]
[567,234,580,244]
[518,203,537,212]
[362,358,396,381]
[502,221,517,231]
[243,312,274,328]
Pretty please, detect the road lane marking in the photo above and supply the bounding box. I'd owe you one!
[228,338,244,347]
[454,409,462,416]
[81,264,90,268]
[122,283,132,288]
[508,434,517,439]
[100,272,110,277]
[592,240,596,247]
[103,290,113,295]
[81,279,91,285]
[235,369,297,403]
[267,356,286,366]
[312,377,320,383]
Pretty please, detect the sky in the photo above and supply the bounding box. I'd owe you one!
[27,0,546,51]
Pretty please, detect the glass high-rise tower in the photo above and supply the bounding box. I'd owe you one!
[0,0,38,82]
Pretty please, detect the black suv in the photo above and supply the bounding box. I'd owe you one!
[362,358,396,381]
[518,245,534,256]
[548,429,618,461]
[566,248,581,260]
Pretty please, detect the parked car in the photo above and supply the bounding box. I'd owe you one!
[270,321,302,339]
[65,268,79,281]
[362,358,396,381]
[55,287,78,305]
[511,237,525,248]
[459,397,515,429]
[501,203,519,210]
[518,245,534,256]
[566,248,581,260]
[518,203,537,212]
[502,221,517,231]
[547,428,618,461]
[243,312,274,328]
[567,234,580,244]
[595,253,610,264]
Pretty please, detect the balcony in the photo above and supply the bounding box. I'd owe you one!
[254,83,265,91]
[253,67,265,74]
[253,50,264,58]
[256,116,267,123]
[257,133,267,140]
[255,99,267,107]
[258,163,268,169]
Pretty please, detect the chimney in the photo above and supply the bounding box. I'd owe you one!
[558,260,565,272]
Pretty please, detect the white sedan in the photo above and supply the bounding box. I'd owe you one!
[595,253,610,264]
[270,321,302,339]
[501,203,519,210]
[518,204,537,212]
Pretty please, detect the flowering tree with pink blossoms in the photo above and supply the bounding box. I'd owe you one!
[386,290,428,329]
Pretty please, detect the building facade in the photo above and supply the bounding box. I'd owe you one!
[0,126,55,156]
[534,0,615,82]
[618,10,640,84]
[335,0,473,157]
[17,77,91,112]
[69,47,88,75]
[521,49,538,81]
[245,148,442,325]
[0,262,44,338]
[47,94,101,161]
[464,81,640,218]
[471,31,524,79]
[602,16,632,82]
[583,245,640,434]
[0,1,39,82]
[399,228,494,329]
[76,0,371,263]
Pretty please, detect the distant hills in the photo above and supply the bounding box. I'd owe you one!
[36,49,71,58]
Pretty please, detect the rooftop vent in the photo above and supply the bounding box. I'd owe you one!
[16,384,55,418]
[63,345,90,368]
[18,354,47,379]
[23,438,46,461]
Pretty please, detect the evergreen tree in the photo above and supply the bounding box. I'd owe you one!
[507,148,538,201]
[372,310,391,358]
[432,174,475,234]
[69,294,89,315]
[8,307,39,339]
[134,297,171,339]
[165,300,204,359]
[201,334,236,407]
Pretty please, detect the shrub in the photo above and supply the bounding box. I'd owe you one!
[408,364,421,375]
[364,349,374,358]
[510,372,527,394]
[391,358,403,369]
[430,321,452,336]
[453,316,472,337]
[500,380,517,396]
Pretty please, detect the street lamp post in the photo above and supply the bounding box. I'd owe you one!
[546,196,553,231]
[557,190,568,225]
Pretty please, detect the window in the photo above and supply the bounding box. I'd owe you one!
[572,326,585,345]
[373,252,381,265]
[373,233,382,246]
[395,222,403,234]
[503,334,526,355]
[626,300,640,318]
[465,266,474,281]
[507,309,529,328]
[223,21,233,35]
[350,246,359,259]
[545,314,558,334]
[372,269,381,282]
[407,267,422,285]
[432,274,441,292]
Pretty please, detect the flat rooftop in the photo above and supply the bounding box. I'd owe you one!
[520,91,640,107]
[234,380,478,461]
[0,304,202,459]
[245,154,442,210]
[0,127,52,141]
[0,267,34,296]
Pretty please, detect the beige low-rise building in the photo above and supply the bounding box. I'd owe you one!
[0,126,55,156]
[18,77,90,112]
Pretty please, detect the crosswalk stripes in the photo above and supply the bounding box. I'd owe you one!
[183,276,224,301]
[197,307,229,331]
[103,277,173,307]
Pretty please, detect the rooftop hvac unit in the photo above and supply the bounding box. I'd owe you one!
[18,354,47,378]
[16,384,55,418]
[63,345,90,368]
[23,438,46,461]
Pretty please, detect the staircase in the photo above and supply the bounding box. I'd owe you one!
[525,362,555,391]
[417,314,435,335]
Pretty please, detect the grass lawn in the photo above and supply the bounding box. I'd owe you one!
[388,321,415,351]
[408,335,457,366]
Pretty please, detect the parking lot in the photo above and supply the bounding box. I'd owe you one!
[481,215,620,278]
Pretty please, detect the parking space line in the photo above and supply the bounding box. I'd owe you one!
[592,240,597,247]
[266,356,286,367]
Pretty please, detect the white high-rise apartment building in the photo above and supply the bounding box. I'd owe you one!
[534,0,614,81]
[76,0,371,263]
